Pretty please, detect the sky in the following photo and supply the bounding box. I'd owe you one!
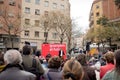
[69,0,93,33]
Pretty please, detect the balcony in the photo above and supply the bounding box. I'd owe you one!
[0,0,4,3]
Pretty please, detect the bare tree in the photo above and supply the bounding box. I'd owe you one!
[40,12,57,43]
[0,3,30,49]
[40,11,72,44]
[53,11,71,44]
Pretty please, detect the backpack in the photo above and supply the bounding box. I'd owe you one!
[23,58,41,80]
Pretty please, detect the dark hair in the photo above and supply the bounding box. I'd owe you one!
[46,53,52,62]
[22,45,32,55]
[114,49,120,73]
[104,51,114,64]
[76,54,87,66]
[35,50,40,57]
[48,56,61,69]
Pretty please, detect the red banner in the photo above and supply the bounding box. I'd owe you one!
[41,43,66,59]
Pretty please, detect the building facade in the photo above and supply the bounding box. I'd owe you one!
[89,0,120,48]
[90,0,120,28]
[0,0,71,51]
[20,0,71,51]
[0,0,22,51]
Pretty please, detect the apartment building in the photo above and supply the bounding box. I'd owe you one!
[20,0,71,51]
[0,0,70,51]
[89,0,120,48]
[89,0,120,28]
[0,0,22,51]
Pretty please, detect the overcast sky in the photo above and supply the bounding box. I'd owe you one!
[69,0,93,33]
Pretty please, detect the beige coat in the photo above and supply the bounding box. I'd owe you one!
[22,55,44,75]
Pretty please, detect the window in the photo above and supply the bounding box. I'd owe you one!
[96,12,99,17]
[14,38,19,42]
[8,12,14,18]
[25,7,30,14]
[35,20,40,26]
[96,5,99,9]
[24,30,29,36]
[35,9,40,15]
[9,0,16,6]
[35,31,39,37]
[61,5,64,10]
[44,1,49,7]
[44,11,48,16]
[52,33,57,39]
[44,21,48,27]
[35,0,40,4]
[53,3,57,9]
[25,0,30,3]
[25,19,30,25]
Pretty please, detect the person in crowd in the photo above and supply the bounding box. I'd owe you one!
[35,50,40,58]
[102,49,120,80]
[43,56,62,80]
[58,48,65,60]
[22,45,44,80]
[100,51,114,79]
[46,52,52,63]
[0,49,36,80]
[76,54,97,80]
[42,52,52,69]
[34,50,43,64]
[100,56,106,66]
[62,58,84,80]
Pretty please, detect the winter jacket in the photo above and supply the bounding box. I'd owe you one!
[0,64,36,80]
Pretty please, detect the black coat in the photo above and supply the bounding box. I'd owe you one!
[58,50,65,57]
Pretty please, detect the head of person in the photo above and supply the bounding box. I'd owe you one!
[46,53,52,62]
[35,50,41,57]
[63,58,84,80]
[114,49,120,73]
[76,54,87,66]
[48,56,62,69]
[104,51,114,64]
[22,45,33,55]
[4,49,22,65]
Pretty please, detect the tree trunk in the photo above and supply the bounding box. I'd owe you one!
[8,29,14,49]
[67,37,71,52]
[11,38,14,49]
[60,34,64,44]
[44,32,48,43]
[45,36,48,43]
[60,37,63,44]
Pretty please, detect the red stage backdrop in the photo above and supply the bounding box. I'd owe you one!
[41,43,66,59]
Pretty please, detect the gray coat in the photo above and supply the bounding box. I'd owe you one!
[0,67,36,80]
[43,68,63,80]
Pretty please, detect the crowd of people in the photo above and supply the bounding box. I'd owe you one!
[0,44,120,80]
